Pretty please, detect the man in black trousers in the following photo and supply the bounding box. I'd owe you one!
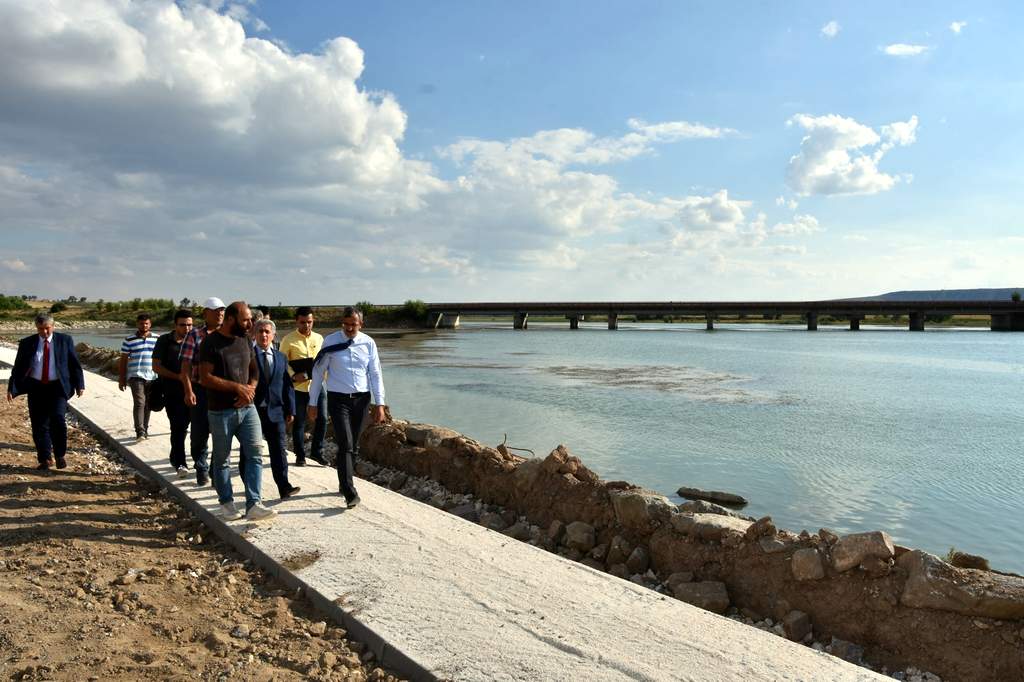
[6,312,85,470]
[251,318,300,499]
[152,309,193,477]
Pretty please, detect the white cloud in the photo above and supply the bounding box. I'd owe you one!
[821,21,841,39]
[949,21,967,34]
[775,196,799,210]
[1,258,30,272]
[772,214,821,236]
[882,44,929,57]
[0,0,823,302]
[785,113,918,196]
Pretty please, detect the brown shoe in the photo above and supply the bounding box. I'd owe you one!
[55,457,67,469]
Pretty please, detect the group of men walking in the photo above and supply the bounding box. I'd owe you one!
[6,301,387,524]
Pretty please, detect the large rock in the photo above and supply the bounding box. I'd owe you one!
[606,535,632,566]
[782,610,811,642]
[564,521,596,552]
[791,548,825,581]
[831,531,895,573]
[670,513,752,541]
[898,550,1024,619]
[676,486,748,507]
[611,490,674,530]
[625,547,650,574]
[672,581,730,614]
[679,500,754,521]
[404,423,461,448]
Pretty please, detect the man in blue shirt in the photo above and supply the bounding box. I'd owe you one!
[308,306,386,508]
[119,312,158,439]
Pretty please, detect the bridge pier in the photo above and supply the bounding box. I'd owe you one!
[849,317,862,331]
[513,312,529,330]
[705,313,715,331]
[433,312,460,329]
[909,312,925,332]
[806,312,818,331]
[607,313,618,331]
[991,312,1024,331]
[568,315,580,330]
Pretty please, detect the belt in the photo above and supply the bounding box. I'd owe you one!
[328,390,370,399]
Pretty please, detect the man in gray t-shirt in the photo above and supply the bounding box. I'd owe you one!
[199,301,276,523]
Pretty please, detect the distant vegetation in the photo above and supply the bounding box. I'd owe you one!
[0,294,30,312]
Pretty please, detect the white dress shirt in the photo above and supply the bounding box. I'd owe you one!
[30,334,58,381]
[308,331,385,405]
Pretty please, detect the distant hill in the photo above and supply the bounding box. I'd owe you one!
[845,288,1023,302]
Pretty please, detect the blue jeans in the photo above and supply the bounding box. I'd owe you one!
[208,405,263,510]
[292,389,326,460]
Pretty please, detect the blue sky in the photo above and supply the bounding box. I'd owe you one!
[0,1,1020,303]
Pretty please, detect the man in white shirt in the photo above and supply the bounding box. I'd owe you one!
[308,306,386,508]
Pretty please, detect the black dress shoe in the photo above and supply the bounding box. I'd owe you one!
[346,495,361,509]
[281,486,301,499]
[196,470,209,487]
[36,462,50,471]
[294,458,306,467]
[55,457,67,469]
[309,454,328,466]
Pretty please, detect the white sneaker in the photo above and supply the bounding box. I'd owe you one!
[220,502,243,521]
[175,466,188,479]
[245,502,277,522]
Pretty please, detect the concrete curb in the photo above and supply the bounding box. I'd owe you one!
[2,347,886,681]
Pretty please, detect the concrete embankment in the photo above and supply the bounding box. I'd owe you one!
[0,345,884,681]
[358,422,1024,682]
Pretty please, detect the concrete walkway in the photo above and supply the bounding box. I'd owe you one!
[1,346,884,681]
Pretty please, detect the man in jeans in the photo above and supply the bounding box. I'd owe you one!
[152,309,193,477]
[199,300,275,522]
[119,313,157,439]
[180,297,224,486]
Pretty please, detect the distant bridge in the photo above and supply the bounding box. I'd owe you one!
[424,300,1024,332]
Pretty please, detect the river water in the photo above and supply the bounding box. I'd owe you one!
[73,322,1024,573]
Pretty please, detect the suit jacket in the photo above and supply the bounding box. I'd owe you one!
[254,346,294,423]
[9,332,85,400]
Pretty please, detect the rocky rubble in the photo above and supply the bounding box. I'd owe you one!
[0,398,404,682]
[356,419,1024,682]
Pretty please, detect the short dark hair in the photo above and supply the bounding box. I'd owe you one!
[173,309,193,323]
[295,306,314,318]
[136,313,151,322]
[225,300,248,322]
[341,306,362,321]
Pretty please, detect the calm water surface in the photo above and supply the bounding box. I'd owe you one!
[75,322,1024,573]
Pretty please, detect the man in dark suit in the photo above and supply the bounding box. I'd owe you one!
[250,318,300,499]
[6,313,85,470]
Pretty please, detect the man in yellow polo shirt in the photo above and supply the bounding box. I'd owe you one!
[278,306,327,466]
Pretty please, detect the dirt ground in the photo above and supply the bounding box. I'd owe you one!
[0,397,405,682]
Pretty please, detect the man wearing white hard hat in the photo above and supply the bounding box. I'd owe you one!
[179,296,225,487]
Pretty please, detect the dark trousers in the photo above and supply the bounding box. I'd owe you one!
[292,389,326,461]
[327,391,370,501]
[164,387,191,468]
[188,385,210,474]
[26,380,68,464]
[255,407,292,497]
[128,377,152,436]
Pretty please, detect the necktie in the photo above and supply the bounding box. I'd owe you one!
[41,339,50,384]
[262,351,272,381]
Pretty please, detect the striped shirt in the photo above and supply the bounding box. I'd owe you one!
[120,333,157,381]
